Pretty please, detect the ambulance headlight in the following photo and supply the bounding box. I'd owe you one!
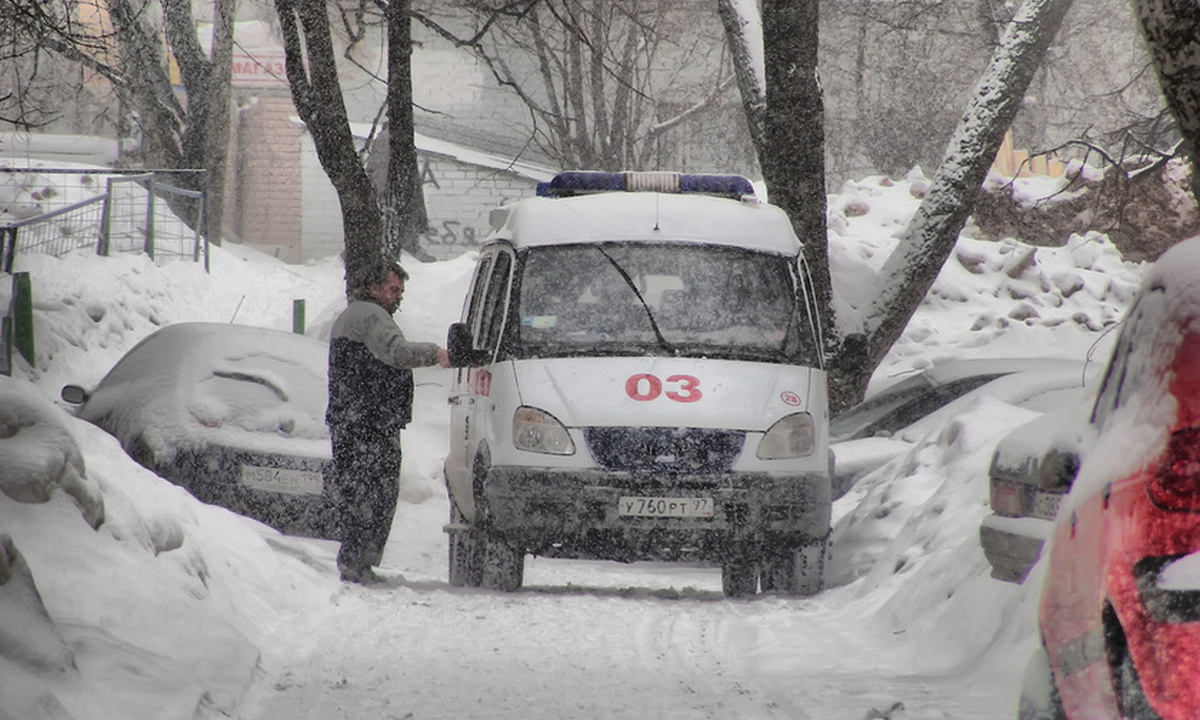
[757,413,816,459]
[513,406,576,455]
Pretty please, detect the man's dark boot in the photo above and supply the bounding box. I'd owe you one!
[339,565,383,585]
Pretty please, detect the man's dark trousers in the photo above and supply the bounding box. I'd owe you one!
[331,424,402,572]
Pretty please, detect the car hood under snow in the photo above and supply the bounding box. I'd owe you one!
[75,322,331,462]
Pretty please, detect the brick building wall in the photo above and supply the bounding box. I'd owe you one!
[218,6,742,265]
[419,152,548,261]
[227,91,304,261]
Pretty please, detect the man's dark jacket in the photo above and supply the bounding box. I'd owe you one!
[326,300,439,434]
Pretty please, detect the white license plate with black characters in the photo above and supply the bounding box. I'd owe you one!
[240,465,324,496]
[619,496,714,518]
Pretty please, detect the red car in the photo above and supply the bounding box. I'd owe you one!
[1025,236,1200,720]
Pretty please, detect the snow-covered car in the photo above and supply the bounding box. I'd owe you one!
[1019,236,1200,720]
[978,396,1098,584]
[61,322,337,537]
[829,357,1092,499]
[443,171,832,597]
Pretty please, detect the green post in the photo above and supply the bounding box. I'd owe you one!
[1,316,11,376]
[13,272,34,367]
[293,299,306,335]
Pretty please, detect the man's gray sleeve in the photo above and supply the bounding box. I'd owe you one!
[341,301,439,369]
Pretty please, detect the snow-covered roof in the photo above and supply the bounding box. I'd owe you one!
[0,133,120,166]
[414,133,555,183]
[489,192,802,255]
[337,121,555,183]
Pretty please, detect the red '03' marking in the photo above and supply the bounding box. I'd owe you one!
[625,373,702,403]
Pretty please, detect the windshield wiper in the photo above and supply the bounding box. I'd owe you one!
[667,343,787,363]
[592,246,674,354]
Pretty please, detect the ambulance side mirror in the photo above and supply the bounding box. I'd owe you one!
[447,323,486,367]
[61,385,89,404]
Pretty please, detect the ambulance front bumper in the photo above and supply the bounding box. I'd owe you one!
[478,466,831,561]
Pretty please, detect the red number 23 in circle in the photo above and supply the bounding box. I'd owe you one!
[625,373,702,403]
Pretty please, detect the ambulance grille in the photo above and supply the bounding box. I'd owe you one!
[584,427,745,474]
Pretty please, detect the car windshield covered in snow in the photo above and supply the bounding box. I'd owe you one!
[514,242,819,364]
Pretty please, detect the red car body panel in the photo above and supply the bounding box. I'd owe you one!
[1040,330,1200,720]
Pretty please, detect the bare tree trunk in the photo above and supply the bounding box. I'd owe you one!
[201,0,237,247]
[153,0,238,241]
[276,0,383,296]
[720,0,845,405]
[1133,0,1200,203]
[715,0,765,154]
[108,0,186,170]
[383,0,430,261]
[757,1,838,387]
[10,0,236,244]
[862,0,1076,389]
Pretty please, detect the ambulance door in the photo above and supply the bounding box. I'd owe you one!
[446,248,514,519]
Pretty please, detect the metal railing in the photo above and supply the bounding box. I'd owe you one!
[1,194,106,271]
[0,168,208,273]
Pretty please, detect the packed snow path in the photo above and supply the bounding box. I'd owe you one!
[239,499,1023,720]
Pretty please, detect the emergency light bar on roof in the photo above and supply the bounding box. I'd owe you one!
[536,171,756,200]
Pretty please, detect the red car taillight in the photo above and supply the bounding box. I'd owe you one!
[1148,427,1200,511]
[990,478,1025,517]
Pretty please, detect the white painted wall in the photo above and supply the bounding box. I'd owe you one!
[299,135,345,262]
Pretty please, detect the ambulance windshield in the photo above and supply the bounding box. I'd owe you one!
[515,243,820,365]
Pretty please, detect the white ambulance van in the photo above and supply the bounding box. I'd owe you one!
[443,171,830,597]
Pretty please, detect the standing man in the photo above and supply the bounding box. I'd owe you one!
[326,261,451,584]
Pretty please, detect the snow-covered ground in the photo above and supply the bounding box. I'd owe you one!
[0,169,1147,720]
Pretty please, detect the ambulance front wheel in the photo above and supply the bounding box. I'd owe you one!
[447,497,524,591]
[464,453,525,592]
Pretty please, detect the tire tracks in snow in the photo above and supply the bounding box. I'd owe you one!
[242,577,825,720]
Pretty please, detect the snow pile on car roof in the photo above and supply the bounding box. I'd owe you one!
[1065,236,1200,516]
[77,323,332,461]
